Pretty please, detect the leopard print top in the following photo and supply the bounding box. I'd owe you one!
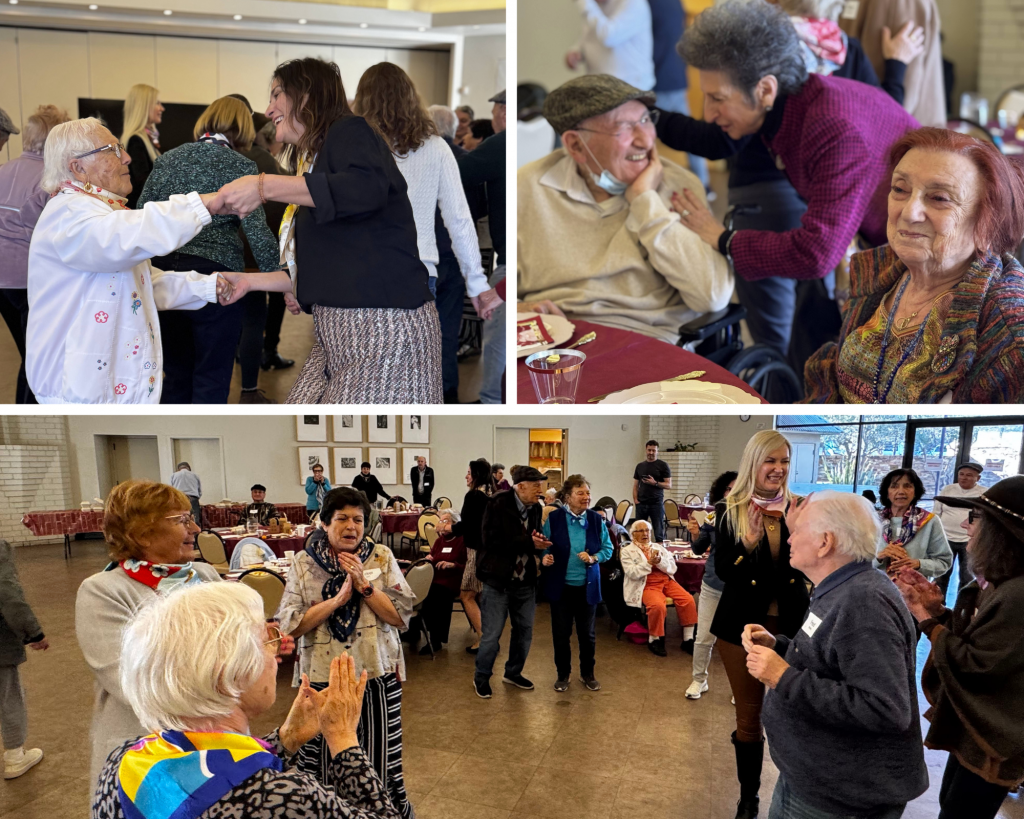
[91,730,402,819]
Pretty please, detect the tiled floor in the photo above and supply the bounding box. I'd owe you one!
[3,541,1022,819]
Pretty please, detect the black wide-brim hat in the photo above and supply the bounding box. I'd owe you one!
[935,475,1024,542]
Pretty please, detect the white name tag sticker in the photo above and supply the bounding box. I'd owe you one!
[841,0,859,20]
[363,568,382,582]
[441,547,453,553]
[801,612,823,638]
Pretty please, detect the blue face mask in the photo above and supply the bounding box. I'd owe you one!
[581,140,629,196]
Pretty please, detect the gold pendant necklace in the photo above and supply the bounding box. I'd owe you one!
[766,521,776,532]
[894,310,921,332]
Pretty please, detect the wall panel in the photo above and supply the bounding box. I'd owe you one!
[217,39,278,110]
[0,28,22,162]
[333,45,387,96]
[18,28,90,126]
[89,32,156,100]
[155,36,217,104]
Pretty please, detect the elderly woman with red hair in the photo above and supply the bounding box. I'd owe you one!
[803,127,1024,403]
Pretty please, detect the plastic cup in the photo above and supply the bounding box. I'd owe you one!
[525,349,587,404]
[284,550,295,559]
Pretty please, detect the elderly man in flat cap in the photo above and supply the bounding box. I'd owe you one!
[0,107,18,153]
[237,483,279,526]
[933,461,986,597]
[517,74,732,345]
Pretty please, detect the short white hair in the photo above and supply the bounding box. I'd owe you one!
[428,104,457,139]
[40,117,108,194]
[439,507,461,524]
[630,519,652,534]
[545,488,558,498]
[119,582,267,732]
[801,491,881,562]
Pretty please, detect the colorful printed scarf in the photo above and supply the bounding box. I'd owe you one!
[144,125,161,153]
[278,153,316,297]
[197,132,233,149]
[791,16,848,74]
[56,178,129,211]
[118,731,281,819]
[120,559,204,595]
[880,506,934,549]
[305,530,376,642]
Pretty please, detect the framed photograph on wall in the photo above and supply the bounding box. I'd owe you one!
[402,414,429,444]
[401,448,431,482]
[296,415,327,442]
[368,415,397,443]
[332,447,363,486]
[368,447,397,484]
[298,447,330,485]
[332,415,363,442]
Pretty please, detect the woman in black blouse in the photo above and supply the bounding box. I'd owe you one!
[712,430,809,819]
[215,57,441,404]
[456,458,495,654]
[120,83,164,210]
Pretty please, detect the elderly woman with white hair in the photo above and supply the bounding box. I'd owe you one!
[93,581,402,819]
[417,507,468,654]
[744,491,928,819]
[620,519,698,657]
[25,117,231,404]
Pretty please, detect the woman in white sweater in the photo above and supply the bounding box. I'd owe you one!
[26,118,230,404]
[353,62,502,318]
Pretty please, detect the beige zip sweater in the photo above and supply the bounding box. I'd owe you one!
[517,150,732,344]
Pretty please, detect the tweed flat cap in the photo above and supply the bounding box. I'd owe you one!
[488,89,506,104]
[0,107,20,136]
[512,465,546,484]
[543,74,656,135]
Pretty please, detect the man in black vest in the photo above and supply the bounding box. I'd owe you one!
[410,455,435,507]
[473,465,547,698]
[237,484,279,526]
[540,474,613,692]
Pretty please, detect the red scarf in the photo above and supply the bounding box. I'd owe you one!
[791,17,847,67]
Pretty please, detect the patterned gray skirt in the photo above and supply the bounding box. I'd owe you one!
[461,547,483,593]
[287,302,443,404]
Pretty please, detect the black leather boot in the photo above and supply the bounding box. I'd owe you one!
[732,731,764,819]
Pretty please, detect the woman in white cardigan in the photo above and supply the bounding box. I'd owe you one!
[352,62,502,317]
[25,118,230,404]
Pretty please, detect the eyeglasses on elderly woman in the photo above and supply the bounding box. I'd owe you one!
[74,141,127,160]
[164,512,197,526]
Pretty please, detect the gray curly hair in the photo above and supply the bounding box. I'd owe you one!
[680,0,808,102]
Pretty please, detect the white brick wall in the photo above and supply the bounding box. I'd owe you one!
[640,416,723,497]
[0,416,73,546]
[661,451,717,501]
[979,0,1024,104]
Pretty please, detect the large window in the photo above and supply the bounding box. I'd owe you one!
[777,416,1024,507]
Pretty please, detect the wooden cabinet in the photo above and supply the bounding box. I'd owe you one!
[529,428,567,491]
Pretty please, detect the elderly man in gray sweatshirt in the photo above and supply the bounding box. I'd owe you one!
[743,491,928,819]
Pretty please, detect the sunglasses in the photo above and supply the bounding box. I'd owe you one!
[968,509,977,525]
[74,142,127,161]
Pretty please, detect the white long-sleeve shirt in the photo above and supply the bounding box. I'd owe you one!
[620,542,677,607]
[576,0,656,91]
[933,483,985,543]
[392,135,489,297]
[26,191,218,404]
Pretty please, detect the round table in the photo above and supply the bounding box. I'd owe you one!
[220,531,307,560]
[664,547,708,595]
[380,511,422,535]
[517,318,766,404]
[202,503,308,529]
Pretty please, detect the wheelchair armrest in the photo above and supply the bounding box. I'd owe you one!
[677,303,747,344]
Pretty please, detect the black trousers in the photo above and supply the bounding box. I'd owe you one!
[264,292,286,354]
[0,288,35,404]
[155,253,242,404]
[412,491,432,507]
[238,290,267,390]
[938,754,1010,819]
[435,253,466,401]
[550,584,597,679]
[420,584,458,647]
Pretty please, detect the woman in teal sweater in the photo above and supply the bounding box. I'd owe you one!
[137,96,281,405]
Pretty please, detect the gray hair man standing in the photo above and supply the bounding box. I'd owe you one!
[743,491,928,819]
[168,462,202,525]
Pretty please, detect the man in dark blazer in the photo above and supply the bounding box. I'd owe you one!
[410,455,435,506]
[473,465,549,699]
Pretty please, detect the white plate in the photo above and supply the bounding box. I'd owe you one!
[516,312,576,358]
[598,380,760,404]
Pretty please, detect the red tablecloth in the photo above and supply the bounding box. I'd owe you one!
[22,509,104,537]
[380,511,422,535]
[221,532,307,560]
[665,549,707,594]
[517,319,765,404]
[202,503,308,529]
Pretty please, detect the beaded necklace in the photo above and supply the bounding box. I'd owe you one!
[872,274,929,403]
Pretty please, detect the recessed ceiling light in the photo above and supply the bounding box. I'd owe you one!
[8,1,18,6]
[359,22,368,28]
[232,13,241,19]
[163,8,172,14]
[298,18,306,24]
[418,26,426,31]
[473,25,480,29]
[89,3,98,8]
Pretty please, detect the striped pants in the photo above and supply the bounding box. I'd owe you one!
[297,673,413,818]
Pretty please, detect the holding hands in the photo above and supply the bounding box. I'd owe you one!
[215,175,264,219]
[472,287,504,321]
[893,568,946,622]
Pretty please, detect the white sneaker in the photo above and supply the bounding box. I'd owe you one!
[3,747,43,779]
[685,680,709,699]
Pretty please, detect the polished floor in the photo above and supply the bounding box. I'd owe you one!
[2,540,1021,819]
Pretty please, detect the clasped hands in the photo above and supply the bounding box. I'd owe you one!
[892,568,945,623]
[878,543,921,574]
[742,623,788,689]
[279,654,368,755]
[541,550,595,567]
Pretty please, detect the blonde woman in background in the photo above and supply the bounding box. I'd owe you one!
[711,429,810,819]
[121,83,163,209]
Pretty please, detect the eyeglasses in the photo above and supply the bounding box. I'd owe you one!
[575,110,660,138]
[968,509,977,524]
[264,625,283,650]
[164,512,196,527]
[74,142,127,160]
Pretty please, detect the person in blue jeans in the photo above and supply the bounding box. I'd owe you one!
[472,466,547,698]
[632,439,672,542]
[540,474,613,692]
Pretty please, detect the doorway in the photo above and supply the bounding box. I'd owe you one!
[170,438,226,501]
[95,435,160,498]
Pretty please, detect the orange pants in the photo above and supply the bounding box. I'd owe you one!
[642,572,698,638]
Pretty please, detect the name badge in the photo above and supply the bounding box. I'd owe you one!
[841,0,859,20]
[801,612,823,638]
[441,547,453,553]
[363,568,382,582]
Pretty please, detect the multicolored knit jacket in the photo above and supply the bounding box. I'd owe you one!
[803,246,1024,403]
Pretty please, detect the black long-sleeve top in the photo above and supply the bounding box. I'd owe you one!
[455,488,489,552]
[458,129,505,267]
[124,134,155,210]
[352,474,391,504]
[297,115,433,310]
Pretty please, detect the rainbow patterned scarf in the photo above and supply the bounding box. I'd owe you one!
[117,731,282,819]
